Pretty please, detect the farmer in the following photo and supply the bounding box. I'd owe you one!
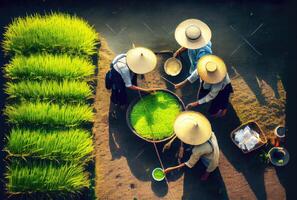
[163,111,220,181]
[173,19,212,75]
[184,55,233,117]
[106,47,159,117]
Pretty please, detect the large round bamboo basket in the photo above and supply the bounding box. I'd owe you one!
[126,89,185,143]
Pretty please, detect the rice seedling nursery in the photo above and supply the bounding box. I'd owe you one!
[2,13,98,198]
[130,91,182,140]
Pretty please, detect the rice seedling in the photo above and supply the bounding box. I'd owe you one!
[6,159,89,194]
[130,91,182,140]
[3,13,98,57]
[5,128,94,162]
[5,102,93,127]
[6,80,92,103]
[5,54,95,80]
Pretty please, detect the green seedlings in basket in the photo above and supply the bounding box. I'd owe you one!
[5,54,95,80]
[130,91,181,140]
[4,102,93,127]
[3,13,98,57]
[5,128,94,162]
[6,80,92,103]
[6,159,89,194]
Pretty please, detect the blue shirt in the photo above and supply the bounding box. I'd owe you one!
[187,41,212,74]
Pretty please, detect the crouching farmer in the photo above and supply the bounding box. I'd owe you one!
[163,111,220,181]
[105,47,158,118]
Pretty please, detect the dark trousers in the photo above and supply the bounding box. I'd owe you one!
[199,83,234,115]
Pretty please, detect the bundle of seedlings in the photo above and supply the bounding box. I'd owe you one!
[3,13,98,57]
[5,128,94,162]
[6,80,93,103]
[4,102,93,127]
[6,159,89,195]
[130,91,182,140]
[5,54,95,80]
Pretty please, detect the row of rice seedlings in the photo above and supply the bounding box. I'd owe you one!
[3,13,98,57]
[4,102,93,127]
[5,80,93,103]
[6,159,89,194]
[5,128,94,162]
[5,54,95,80]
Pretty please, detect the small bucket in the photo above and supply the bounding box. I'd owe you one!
[164,57,182,76]
[268,147,290,167]
[152,168,165,182]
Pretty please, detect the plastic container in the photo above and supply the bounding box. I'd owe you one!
[152,168,165,181]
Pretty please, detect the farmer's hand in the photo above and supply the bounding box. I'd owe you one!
[163,168,173,174]
[162,142,171,152]
[186,102,199,110]
[174,83,183,90]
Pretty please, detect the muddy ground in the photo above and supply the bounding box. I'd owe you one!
[94,38,287,200]
[0,1,296,199]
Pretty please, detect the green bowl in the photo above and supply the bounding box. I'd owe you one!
[152,168,165,181]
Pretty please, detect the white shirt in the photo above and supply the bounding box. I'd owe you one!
[112,54,133,87]
[187,70,231,104]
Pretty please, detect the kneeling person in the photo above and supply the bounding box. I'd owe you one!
[164,111,220,181]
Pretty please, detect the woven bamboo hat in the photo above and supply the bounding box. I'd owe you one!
[174,111,212,145]
[175,19,212,49]
[126,47,157,74]
[197,55,227,84]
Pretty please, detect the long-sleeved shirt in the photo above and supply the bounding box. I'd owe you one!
[185,132,220,172]
[187,70,231,104]
[112,54,134,87]
[187,41,212,74]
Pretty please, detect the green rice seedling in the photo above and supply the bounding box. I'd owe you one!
[3,13,98,57]
[130,91,181,140]
[5,102,93,127]
[5,54,95,80]
[6,159,89,194]
[6,80,92,103]
[5,128,94,162]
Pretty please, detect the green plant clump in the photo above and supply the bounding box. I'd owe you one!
[6,128,93,161]
[130,91,181,140]
[5,54,95,80]
[5,102,93,127]
[6,80,92,102]
[3,13,98,56]
[6,160,89,194]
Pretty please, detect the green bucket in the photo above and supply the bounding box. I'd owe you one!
[152,167,165,181]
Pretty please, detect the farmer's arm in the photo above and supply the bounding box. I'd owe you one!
[164,163,186,174]
[175,70,199,89]
[127,85,153,92]
[173,47,187,57]
[197,85,220,105]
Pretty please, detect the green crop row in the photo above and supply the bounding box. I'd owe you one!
[3,13,97,198]
[3,13,98,57]
[6,80,93,103]
[5,102,93,127]
[5,128,94,161]
[6,160,89,194]
[5,54,95,81]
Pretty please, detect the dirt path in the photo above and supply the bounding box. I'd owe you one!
[94,38,287,200]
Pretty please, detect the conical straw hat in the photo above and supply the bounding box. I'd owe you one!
[126,47,157,74]
[197,55,227,84]
[175,19,212,49]
[174,111,212,145]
